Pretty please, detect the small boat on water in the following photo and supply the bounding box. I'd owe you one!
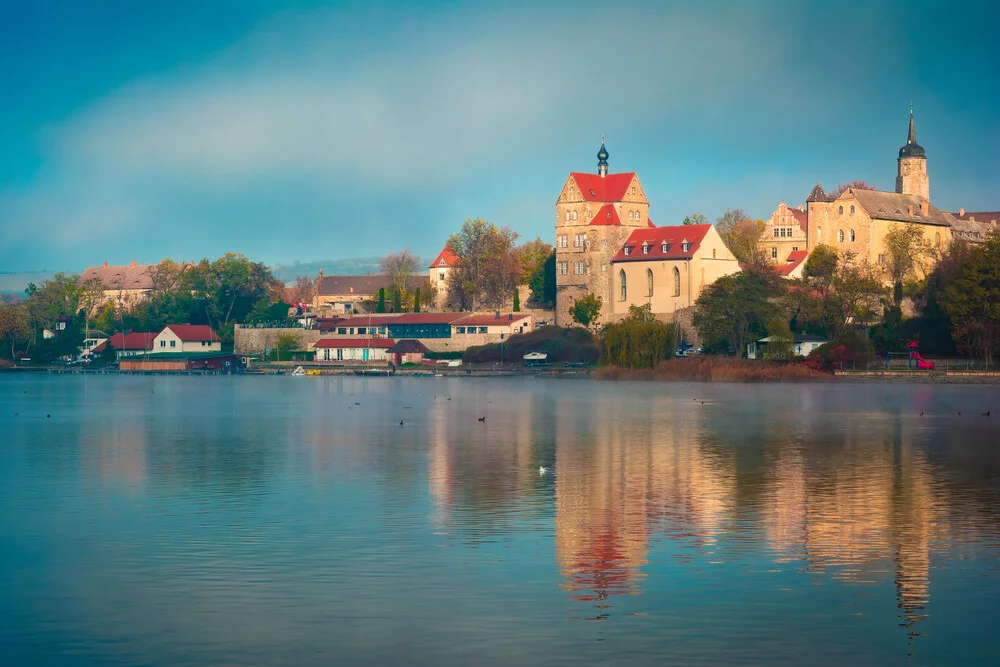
[353,368,393,377]
[291,366,307,376]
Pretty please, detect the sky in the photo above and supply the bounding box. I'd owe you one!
[1,0,998,274]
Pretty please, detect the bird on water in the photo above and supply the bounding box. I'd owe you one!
[478,416,486,422]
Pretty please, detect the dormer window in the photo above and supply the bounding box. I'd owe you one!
[682,242,690,252]
[661,243,668,253]
[589,189,596,197]
[642,244,650,254]
[624,246,632,256]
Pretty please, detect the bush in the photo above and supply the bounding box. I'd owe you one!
[807,331,873,370]
[461,326,598,364]
[593,356,829,382]
[425,351,463,360]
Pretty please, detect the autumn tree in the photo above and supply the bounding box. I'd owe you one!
[682,212,708,225]
[570,293,602,330]
[380,250,420,299]
[882,223,935,290]
[694,269,783,356]
[77,276,106,339]
[447,218,521,310]
[714,209,768,265]
[289,275,316,304]
[0,302,29,360]
[24,273,83,345]
[828,180,877,199]
[515,237,553,284]
[184,254,280,331]
[822,251,886,339]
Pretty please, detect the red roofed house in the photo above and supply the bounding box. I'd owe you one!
[774,250,809,280]
[555,138,653,326]
[312,338,395,362]
[91,331,159,358]
[763,202,809,263]
[153,325,222,353]
[609,224,740,317]
[428,246,460,305]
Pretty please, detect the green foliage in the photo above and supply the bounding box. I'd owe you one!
[391,289,402,313]
[940,233,1000,364]
[803,244,838,283]
[414,288,421,313]
[512,288,520,312]
[806,331,873,370]
[599,309,676,369]
[272,332,302,361]
[462,326,598,364]
[0,302,29,360]
[376,288,386,313]
[569,293,603,329]
[682,212,707,226]
[883,222,934,285]
[694,270,783,356]
[101,341,117,364]
[528,251,556,306]
[715,209,768,265]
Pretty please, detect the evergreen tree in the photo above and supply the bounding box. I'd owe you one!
[391,289,402,313]
[513,288,520,312]
[376,288,386,313]
[413,288,421,313]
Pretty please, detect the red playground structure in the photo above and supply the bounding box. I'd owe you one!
[908,341,935,370]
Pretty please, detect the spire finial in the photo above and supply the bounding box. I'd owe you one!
[596,136,609,177]
[910,102,914,116]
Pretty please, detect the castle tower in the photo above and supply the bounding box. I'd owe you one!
[554,139,650,326]
[895,106,929,201]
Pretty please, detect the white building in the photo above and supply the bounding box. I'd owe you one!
[313,338,394,362]
[153,325,222,353]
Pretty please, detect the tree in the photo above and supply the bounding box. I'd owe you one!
[274,332,301,362]
[513,288,520,312]
[941,232,1000,364]
[803,244,838,292]
[828,180,877,199]
[101,341,117,364]
[569,293,603,329]
[184,254,280,331]
[289,275,316,304]
[380,250,420,299]
[694,270,783,356]
[77,276,106,340]
[528,250,556,306]
[600,305,675,368]
[0,302,29,360]
[413,288,421,313]
[882,222,935,287]
[682,212,708,226]
[447,218,521,310]
[23,273,83,346]
[376,288,386,313]
[391,289,402,313]
[515,237,553,284]
[715,209,768,265]
[822,251,886,339]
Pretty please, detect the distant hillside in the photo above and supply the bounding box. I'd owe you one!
[272,257,432,283]
[0,272,54,293]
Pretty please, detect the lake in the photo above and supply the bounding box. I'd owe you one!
[1,374,998,666]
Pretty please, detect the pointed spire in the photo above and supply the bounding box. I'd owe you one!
[899,105,925,159]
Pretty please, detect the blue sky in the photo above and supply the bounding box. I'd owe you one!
[1,0,997,273]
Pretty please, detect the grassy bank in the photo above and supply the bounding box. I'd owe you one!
[593,356,831,382]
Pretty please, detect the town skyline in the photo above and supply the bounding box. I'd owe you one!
[2,0,998,273]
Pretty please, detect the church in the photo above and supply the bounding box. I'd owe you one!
[763,109,994,272]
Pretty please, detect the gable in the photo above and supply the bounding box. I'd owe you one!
[570,172,636,202]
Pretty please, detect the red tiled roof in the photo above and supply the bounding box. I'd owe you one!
[454,314,530,327]
[589,204,622,226]
[314,338,396,349]
[79,262,154,290]
[570,172,635,202]
[162,325,220,342]
[775,250,809,276]
[610,224,713,263]
[788,207,808,232]
[429,246,460,268]
[92,331,158,353]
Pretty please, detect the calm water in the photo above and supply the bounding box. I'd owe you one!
[1,375,999,666]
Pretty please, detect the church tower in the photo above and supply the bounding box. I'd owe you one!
[896,106,929,201]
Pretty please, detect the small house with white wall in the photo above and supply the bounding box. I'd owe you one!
[313,338,395,362]
[153,325,222,353]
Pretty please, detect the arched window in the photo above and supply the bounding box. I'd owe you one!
[673,267,681,296]
[619,270,627,301]
[935,232,941,247]
[572,211,578,220]
[564,211,570,221]
[712,248,717,259]
[850,205,855,215]
[839,206,844,215]
[628,210,634,220]
[646,268,653,297]
[838,229,845,243]
[849,229,856,242]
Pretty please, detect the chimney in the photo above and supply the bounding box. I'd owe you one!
[798,204,805,212]
[959,207,965,217]
[318,268,323,278]
[920,200,928,216]
[131,259,137,267]
[102,260,108,268]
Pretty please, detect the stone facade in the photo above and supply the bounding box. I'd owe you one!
[763,202,808,263]
[555,141,651,326]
